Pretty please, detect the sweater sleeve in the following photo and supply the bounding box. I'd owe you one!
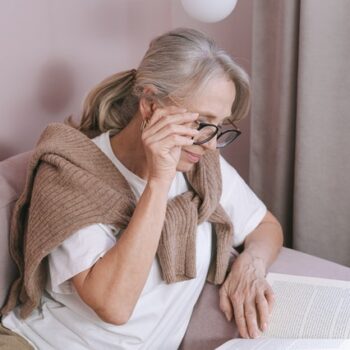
[219,156,267,247]
[47,224,119,294]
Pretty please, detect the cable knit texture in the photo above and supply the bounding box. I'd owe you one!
[1,123,233,319]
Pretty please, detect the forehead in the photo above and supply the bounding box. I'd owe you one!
[185,76,236,121]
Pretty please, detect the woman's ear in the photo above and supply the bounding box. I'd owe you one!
[139,85,158,121]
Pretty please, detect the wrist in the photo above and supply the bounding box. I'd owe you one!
[236,250,267,276]
[147,177,173,192]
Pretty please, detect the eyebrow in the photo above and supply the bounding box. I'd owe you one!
[196,111,231,124]
[196,111,219,121]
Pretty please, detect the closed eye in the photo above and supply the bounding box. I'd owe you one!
[197,116,212,124]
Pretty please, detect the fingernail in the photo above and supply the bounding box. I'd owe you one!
[224,312,230,321]
[253,331,260,339]
[262,322,267,331]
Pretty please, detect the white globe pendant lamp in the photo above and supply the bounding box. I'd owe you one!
[180,0,238,23]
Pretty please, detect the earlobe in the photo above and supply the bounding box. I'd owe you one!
[139,96,153,122]
[139,85,158,121]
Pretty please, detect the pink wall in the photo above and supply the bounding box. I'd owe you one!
[0,0,252,180]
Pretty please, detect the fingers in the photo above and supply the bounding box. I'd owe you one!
[232,296,263,339]
[232,296,249,339]
[219,289,233,322]
[141,106,200,181]
[256,292,269,332]
[142,106,199,151]
[219,285,253,339]
[142,124,198,152]
[147,106,187,127]
[144,124,198,145]
[223,255,276,339]
[265,286,275,314]
[242,288,275,338]
[244,299,261,339]
[146,106,197,129]
[151,134,195,149]
[144,109,199,138]
[226,284,274,339]
[231,294,260,339]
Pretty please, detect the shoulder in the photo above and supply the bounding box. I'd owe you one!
[218,154,263,207]
[219,155,241,190]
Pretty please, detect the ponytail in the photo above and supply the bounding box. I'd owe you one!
[68,28,251,138]
[67,69,138,138]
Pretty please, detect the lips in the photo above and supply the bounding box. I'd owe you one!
[184,150,202,163]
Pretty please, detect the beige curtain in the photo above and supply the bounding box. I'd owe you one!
[250,0,350,266]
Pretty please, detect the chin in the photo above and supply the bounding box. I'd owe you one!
[176,164,194,173]
[176,158,196,173]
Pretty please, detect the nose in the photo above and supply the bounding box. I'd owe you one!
[201,136,217,151]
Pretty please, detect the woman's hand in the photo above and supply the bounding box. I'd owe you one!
[141,106,199,183]
[219,251,275,339]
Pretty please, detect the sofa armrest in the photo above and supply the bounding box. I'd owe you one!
[180,247,350,350]
[0,151,32,309]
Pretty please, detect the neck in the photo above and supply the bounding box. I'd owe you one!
[110,114,148,179]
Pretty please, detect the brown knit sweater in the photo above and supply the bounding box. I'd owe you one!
[1,123,233,319]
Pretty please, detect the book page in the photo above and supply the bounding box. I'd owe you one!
[215,338,350,350]
[264,273,350,339]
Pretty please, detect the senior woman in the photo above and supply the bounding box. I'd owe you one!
[0,28,283,349]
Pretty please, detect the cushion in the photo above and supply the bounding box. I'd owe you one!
[0,152,32,308]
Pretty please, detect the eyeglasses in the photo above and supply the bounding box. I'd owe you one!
[149,96,241,148]
[192,118,241,148]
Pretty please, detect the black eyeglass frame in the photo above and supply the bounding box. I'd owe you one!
[193,119,242,148]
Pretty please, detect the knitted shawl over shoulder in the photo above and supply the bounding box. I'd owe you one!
[1,123,233,318]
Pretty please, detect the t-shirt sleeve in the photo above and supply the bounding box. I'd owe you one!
[219,155,267,247]
[47,224,119,294]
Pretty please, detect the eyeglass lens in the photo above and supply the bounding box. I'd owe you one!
[193,122,240,148]
[192,125,217,144]
[216,131,240,148]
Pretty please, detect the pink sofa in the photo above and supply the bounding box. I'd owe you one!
[1,152,350,349]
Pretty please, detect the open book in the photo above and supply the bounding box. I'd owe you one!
[215,273,350,350]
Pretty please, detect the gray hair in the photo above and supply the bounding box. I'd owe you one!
[70,28,250,138]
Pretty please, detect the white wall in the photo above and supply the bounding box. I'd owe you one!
[0,0,252,180]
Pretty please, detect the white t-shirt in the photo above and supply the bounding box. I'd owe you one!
[2,131,266,350]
